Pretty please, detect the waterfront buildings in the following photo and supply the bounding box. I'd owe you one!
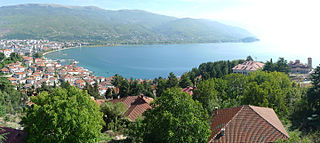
[232,61,265,75]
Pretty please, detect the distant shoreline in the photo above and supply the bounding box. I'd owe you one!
[44,40,260,56]
[43,46,80,56]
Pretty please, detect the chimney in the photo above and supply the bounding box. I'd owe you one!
[220,128,225,136]
[308,57,312,68]
[214,107,219,115]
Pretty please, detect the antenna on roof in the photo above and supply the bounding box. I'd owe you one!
[215,107,219,115]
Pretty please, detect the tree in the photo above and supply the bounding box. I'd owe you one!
[0,78,25,114]
[167,72,178,88]
[246,55,254,61]
[193,78,220,116]
[142,81,154,98]
[263,58,290,74]
[100,102,128,132]
[263,58,276,72]
[111,74,124,88]
[137,88,211,143]
[179,73,193,88]
[0,53,4,61]
[104,88,113,99]
[0,103,5,117]
[22,87,104,143]
[276,58,290,74]
[305,65,320,130]
[155,78,167,97]
[32,52,43,59]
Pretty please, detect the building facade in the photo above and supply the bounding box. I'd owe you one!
[289,58,312,74]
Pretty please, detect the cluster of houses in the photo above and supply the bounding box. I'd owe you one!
[232,57,313,75]
[1,56,115,96]
[0,39,84,56]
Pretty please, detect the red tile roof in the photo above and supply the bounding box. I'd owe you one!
[95,99,106,106]
[232,61,265,71]
[111,96,153,121]
[209,105,289,143]
[7,77,17,81]
[181,86,194,95]
[1,68,9,72]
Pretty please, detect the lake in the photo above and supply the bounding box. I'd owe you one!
[45,41,320,79]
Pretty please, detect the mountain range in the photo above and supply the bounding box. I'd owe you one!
[0,4,258,44]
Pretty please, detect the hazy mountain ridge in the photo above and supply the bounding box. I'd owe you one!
[0,4,258,44]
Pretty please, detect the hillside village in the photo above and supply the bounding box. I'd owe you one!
[0,39,318,142]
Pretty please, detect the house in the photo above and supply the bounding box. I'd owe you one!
[8,77,17,84]
[49,77,58,85]
[17,66,25,72]
[111,95,154,121]
[181,86,194,95]
[13,72,26,79]
[232,61,265,75]
[208,105,289,143]
[34,58,43,63]
[75,79,86,88]
[8,66,18,73]
[3,49,13,57]
[63,74,75,83]
[26,77,36,84]
[289,58,312,74]
[23,84,33,89]
[0,68,10,74]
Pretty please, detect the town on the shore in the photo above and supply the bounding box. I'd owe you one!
[0,39,316,142]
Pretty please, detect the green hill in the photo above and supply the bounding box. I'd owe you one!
[0,4,258,44]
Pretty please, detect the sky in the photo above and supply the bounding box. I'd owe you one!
[1,0,320,56]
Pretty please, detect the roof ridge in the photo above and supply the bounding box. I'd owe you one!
[248,105,289,138]
[209,106,245,142]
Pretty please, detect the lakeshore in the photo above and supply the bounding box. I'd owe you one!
[45,41,320,79]
[43,46,81,56]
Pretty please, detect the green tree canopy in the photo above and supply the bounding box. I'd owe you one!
[100,101,128,132]
[167,72,178,88]
[22,86,104,143]
[0,53,5,61]
[136,88,211,143]
[179,73,193,88]
[304,65,320,130]
[263,58,290,74]
[246,55,254,61]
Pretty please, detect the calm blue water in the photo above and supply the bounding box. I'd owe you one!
[45,41,320,79]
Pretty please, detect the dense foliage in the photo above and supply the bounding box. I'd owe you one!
[112,74,154,98]
[128,88,211,143]
[193,71,296,119]
[0,78,26,114]
[187,60,245,81]
[22,86,104,143]
[0,53,23,69]
[100,101,129,132]
[263,58,290,74]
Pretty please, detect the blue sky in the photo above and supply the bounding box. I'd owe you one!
[1,0,320,54]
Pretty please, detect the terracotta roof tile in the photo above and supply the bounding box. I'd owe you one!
[111,96,153,121]
[209,105,289,143]
[232,61,265,71]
